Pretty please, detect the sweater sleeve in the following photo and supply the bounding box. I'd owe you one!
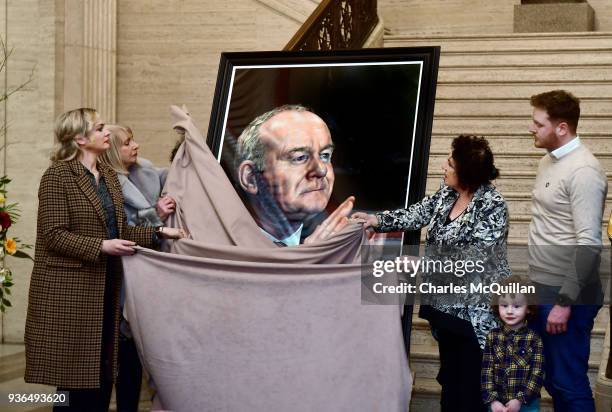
[564,166,607,300]
[568,166,607,246]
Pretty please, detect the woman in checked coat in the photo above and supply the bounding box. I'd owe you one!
[24,108,184,411]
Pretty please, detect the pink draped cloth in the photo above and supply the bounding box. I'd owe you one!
[121,106,412,411]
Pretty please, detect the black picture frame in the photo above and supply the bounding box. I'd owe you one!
[206,47,440,247]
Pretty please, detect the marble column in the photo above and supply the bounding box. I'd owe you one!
[60,0,116,121]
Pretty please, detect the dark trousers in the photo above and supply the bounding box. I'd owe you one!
[530,282,602,412]
[54,322,113,412]
[116,335,143,412]
[53,383,113,412]
[54,263,117,412]
[531,303,600,412]
[434,325,487,412]
[54,319,143,411]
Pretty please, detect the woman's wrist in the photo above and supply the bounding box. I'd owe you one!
[154,226,187,240]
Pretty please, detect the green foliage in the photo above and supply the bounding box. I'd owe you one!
[0,35,33,314]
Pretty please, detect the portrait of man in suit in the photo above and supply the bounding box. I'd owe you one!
[236,104,340,245]
[209,57,435,248]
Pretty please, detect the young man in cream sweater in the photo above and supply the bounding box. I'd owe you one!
[527,90,607,412]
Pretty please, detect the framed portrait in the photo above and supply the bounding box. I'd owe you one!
[206,47,440,248]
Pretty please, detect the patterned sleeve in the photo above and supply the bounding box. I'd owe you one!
[517,333,545,404]
[481,331,499,405]
[374,188,445,233]
[470,191,509,248]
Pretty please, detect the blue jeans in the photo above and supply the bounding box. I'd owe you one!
[530,284,600,412]
[488,398,540,412]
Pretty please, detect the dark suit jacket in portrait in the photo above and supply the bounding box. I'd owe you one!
[25,159,155,388]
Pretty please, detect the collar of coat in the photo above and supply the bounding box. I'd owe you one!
[65,157,111,177]
[62,158,124,234]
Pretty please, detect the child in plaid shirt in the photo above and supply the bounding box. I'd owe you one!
[481,275,545,412]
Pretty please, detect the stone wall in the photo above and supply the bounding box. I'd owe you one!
[379,0,612,34]
[583,0,612,30]
[116,0,319,165]
[0,0,56,342]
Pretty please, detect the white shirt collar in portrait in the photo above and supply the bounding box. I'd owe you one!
[260,224,303,247]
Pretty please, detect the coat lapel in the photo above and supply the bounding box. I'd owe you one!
[100,164,125,238]
[69,159,107,227]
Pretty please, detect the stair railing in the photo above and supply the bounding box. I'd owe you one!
[283,0,418,358]
[284,0,378,51]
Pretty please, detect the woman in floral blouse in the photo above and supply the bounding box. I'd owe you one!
[354,135,511,412]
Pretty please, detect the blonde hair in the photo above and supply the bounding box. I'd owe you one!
[99,124,132,175]
[50,108,99,162]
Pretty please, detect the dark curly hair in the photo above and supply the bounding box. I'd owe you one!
[451,135,499,193]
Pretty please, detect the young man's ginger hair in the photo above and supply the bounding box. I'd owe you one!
[530,89,580,133]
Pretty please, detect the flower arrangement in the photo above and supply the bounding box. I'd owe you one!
[0,176,32,312]
[0,35,34,312]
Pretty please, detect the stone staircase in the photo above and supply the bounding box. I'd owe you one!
[384,31,612,411]
[409,307,610,412]
[387,32,612,245]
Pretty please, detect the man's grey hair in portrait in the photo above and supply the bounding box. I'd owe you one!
[236,104,311,170]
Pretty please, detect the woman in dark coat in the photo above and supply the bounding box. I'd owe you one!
[24,108,184,411]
